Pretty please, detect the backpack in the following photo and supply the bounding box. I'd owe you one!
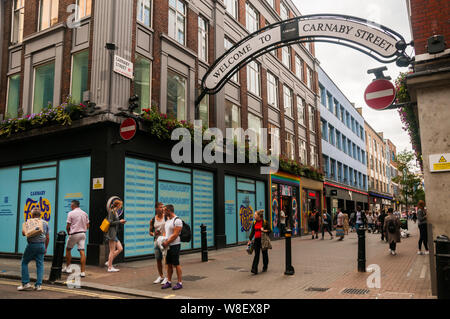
[387,219,396,234]
[175,217,192,242]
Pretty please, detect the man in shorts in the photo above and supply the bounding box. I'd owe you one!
[149,202,168,285]
[161,204,183,290]
[62,200,89,277]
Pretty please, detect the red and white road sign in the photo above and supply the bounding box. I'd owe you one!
[364,79,396,110]
[120,118,137,141]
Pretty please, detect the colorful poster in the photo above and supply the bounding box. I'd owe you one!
[193,170,214,249]
[224,176,237,245]
[237,192,255,243]
[272,193,280,238]
[0,167,20,253]
[292,198,299,236]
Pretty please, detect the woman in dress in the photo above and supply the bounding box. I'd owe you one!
[105,198,127,272]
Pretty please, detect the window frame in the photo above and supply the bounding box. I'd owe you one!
[297,95,305,126]
[69,49,90,104]
[168,0,186,46]
[137,0,152,28]
[224,0,238,20]
[280,2,289,20]
[245,2,259,33]
[5,73,21,119]
[282,46,291,69]
[166,68,187,121]
[283,84,293,118]
[267,71,278,109]
[133,54,153,114]
[11,0,25,44]
[198,15,208,63]
[247,60,260,96]
[37,0,59,32]
[32,60,56,114]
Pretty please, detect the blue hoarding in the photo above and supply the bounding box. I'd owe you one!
[0,167,20,253]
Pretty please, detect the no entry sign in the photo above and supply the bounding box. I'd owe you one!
[120,118,137,141]
[364,79,396,110]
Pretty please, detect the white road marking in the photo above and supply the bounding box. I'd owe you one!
[419,265,427,279]
[406,267,413,277]
[366,89,394,100]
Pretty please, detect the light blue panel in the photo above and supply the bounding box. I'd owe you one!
[124,158,156,257]
[0,166,20,253]
[22,166,57,181]
[57,157,91,258]
[237,191,255,243]
[158,163,191,173]
[158,182,191,251]
[193,170,214,249]
[256,181,266,213]
[158,169,191,184]
[237,178,256,192]
[22,161,57,169]
[18,180,56,255]
[224,176,237,245]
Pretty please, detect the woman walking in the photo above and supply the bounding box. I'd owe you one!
[383,208,401,255]
[321,211,334,240]
[417,200,429,255]
[105,197,127,272]
[248,210,271,275]
[336,209,345,241]
[343,211,350,235]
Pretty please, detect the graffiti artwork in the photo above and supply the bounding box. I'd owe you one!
[23,195,51,222]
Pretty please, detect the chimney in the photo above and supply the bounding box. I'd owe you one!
[356,107,363,116]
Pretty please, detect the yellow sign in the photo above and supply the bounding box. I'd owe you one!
[430,153,450,173]
[93,178,104,190]
[439,156,447,163]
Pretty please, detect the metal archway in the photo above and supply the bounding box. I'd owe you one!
[197,14,412,105]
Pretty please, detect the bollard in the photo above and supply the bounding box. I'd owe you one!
[49,231,67,283]
[200,224,208,262]
[284,230,295,276]
[357,227,366,272]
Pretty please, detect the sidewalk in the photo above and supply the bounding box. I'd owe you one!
[0,222,435,299]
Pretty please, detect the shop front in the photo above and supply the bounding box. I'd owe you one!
[368,191,393,212]
[300,178,324,235]
[324,182,369,216]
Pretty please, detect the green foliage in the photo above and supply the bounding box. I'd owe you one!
[392,150,423,208]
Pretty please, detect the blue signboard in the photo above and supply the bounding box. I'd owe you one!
[193,170,214,248]
[0,167,20,253]
[224,176,237,245]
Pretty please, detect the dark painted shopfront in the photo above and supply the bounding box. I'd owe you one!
[0,116,269,265]
[324,182,369,216]
[369,191,393,212]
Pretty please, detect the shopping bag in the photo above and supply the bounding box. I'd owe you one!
[22,219,44,239]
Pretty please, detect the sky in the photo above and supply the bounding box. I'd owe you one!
[292,0,414,154]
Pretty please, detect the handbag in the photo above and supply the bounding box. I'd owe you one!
[336,225,345,237]
[261,232,272,250]
[100,218,110,233]
[22,219,44,239]
[246,241,254,255]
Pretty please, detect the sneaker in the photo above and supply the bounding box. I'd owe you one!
[153,276,163,284]
[17,283,33,291]
[161,282,172,289]
[172,282,183,290]
[425,251,430,255]
[34,285,42,291]
[417,251,423,255]
[251,268,258,275]
[391,251,396,256]
[105,261,109,267]
[161,277,169,285]
[107,267,120,273]
[80,272,86,278]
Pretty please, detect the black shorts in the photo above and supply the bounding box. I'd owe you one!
[166,244,181,266]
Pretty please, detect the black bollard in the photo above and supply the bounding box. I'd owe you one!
[357,227,366,272]
[284,230,295,276]
[49,231,67,283]
[200,224,208,262]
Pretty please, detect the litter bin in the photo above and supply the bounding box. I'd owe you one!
[435,235,450,299]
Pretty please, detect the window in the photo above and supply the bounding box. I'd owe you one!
[344,165,349,184]
[247,61,260,96]
[167,70,187,121]
[71,50,89,104]
[11,0,25,44]
[268,124,280,155]
[225,101,241,129]
[321,119,328,142]
[283,85,293,117]
[306,67,313,90]
[336,131,341,150]
[337,162,343,182]
[134,55,152,113]
[299,139,307,165]
[286,133,295,160]
[224,37,239,82]
[349,168,354,185]
[311,145,318,168]
[280,2,289,20]
[224,0,238,19]
[351,117,355,133]
[361,151,366,165]
[76,0,92,20]
[346,111,350,127]
[342,136,347,154]
[198,16,208,62]
[340,106,344,122]
[327,93,333,113]
[353,143,356,160]
[323,155,329,177]
[168,0,186,45]
[297,96,305,126]
[356,122,360,138]
[196,96,209,128]
[357,146,361,162]
[330,159,336,180]
[267,72,278,108]
[347,140,352,157]
[6,74,21,119]
[33,61,55,113]
[309,105,315,132]
[248,113,262,146]
[360,127,364,141]
[328,125,335,146]
[295,55,304,81]
[266,0,275,9]
[38,0,59,31]
[246,3,259,33]
[282,46,291,69]
[334,100,339,117]
[320,85,326,106]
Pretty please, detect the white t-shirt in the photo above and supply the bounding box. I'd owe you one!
[164,216,183,246]
[280,211,286,224]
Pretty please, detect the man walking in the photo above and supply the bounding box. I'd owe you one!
[355,206,366,231]
[378,210,387,241]
[62,200,89,277]
[279,209,286,237]
[18,208,49,291]
[162,205,183,290]
[149,202,168,285]
[321,211,334,240]
[384,208,401,255]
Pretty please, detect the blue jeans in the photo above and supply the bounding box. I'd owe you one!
[355,223,363,230]
[21,242,45,286]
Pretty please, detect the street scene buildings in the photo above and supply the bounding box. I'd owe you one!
[0,0,448,300]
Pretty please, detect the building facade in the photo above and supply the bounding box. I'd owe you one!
[0,0,324,262]
[318,67,368,215]
[385,138,401,211]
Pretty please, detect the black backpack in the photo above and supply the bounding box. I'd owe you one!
[175,217,192,242]
[387,219,396,234]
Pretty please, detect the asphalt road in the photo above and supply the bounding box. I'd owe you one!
[0,279,145,299]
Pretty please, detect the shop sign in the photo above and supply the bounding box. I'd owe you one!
[281,185,292,196]
[114,55,134,79]
[429,153,450,173]
[23,192,51,222]
[308,192,316,198]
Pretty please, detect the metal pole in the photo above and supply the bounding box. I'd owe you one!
[49,231,67,283]
[357,227,366,272]
[284,230,295,275]
[200,224,208,262]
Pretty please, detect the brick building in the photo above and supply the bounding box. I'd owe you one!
[0,0,323,263]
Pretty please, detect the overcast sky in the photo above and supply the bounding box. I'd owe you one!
[292,0,413,153]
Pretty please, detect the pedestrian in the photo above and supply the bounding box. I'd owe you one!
[62,200,90,277]
[321,211,334,240]
[417,200,429,255]
[279,209,286,237]
[149,202,168,285]
[105,198,127,272]
[379,210,387,241]
[308,209,320,239]
[248,210,271,274]
[384,208,401,255]
[412,210,418,224]
[349,211,356,232]
[355,206,366,231]
[367,212,374,233]
[161,204,183,290]
[18,208,49,291]
[336,209,345,241]
[343,211,350,235]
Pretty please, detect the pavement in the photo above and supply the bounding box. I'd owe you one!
[0,221,435,299]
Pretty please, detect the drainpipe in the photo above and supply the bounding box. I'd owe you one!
[107,0,117,114]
